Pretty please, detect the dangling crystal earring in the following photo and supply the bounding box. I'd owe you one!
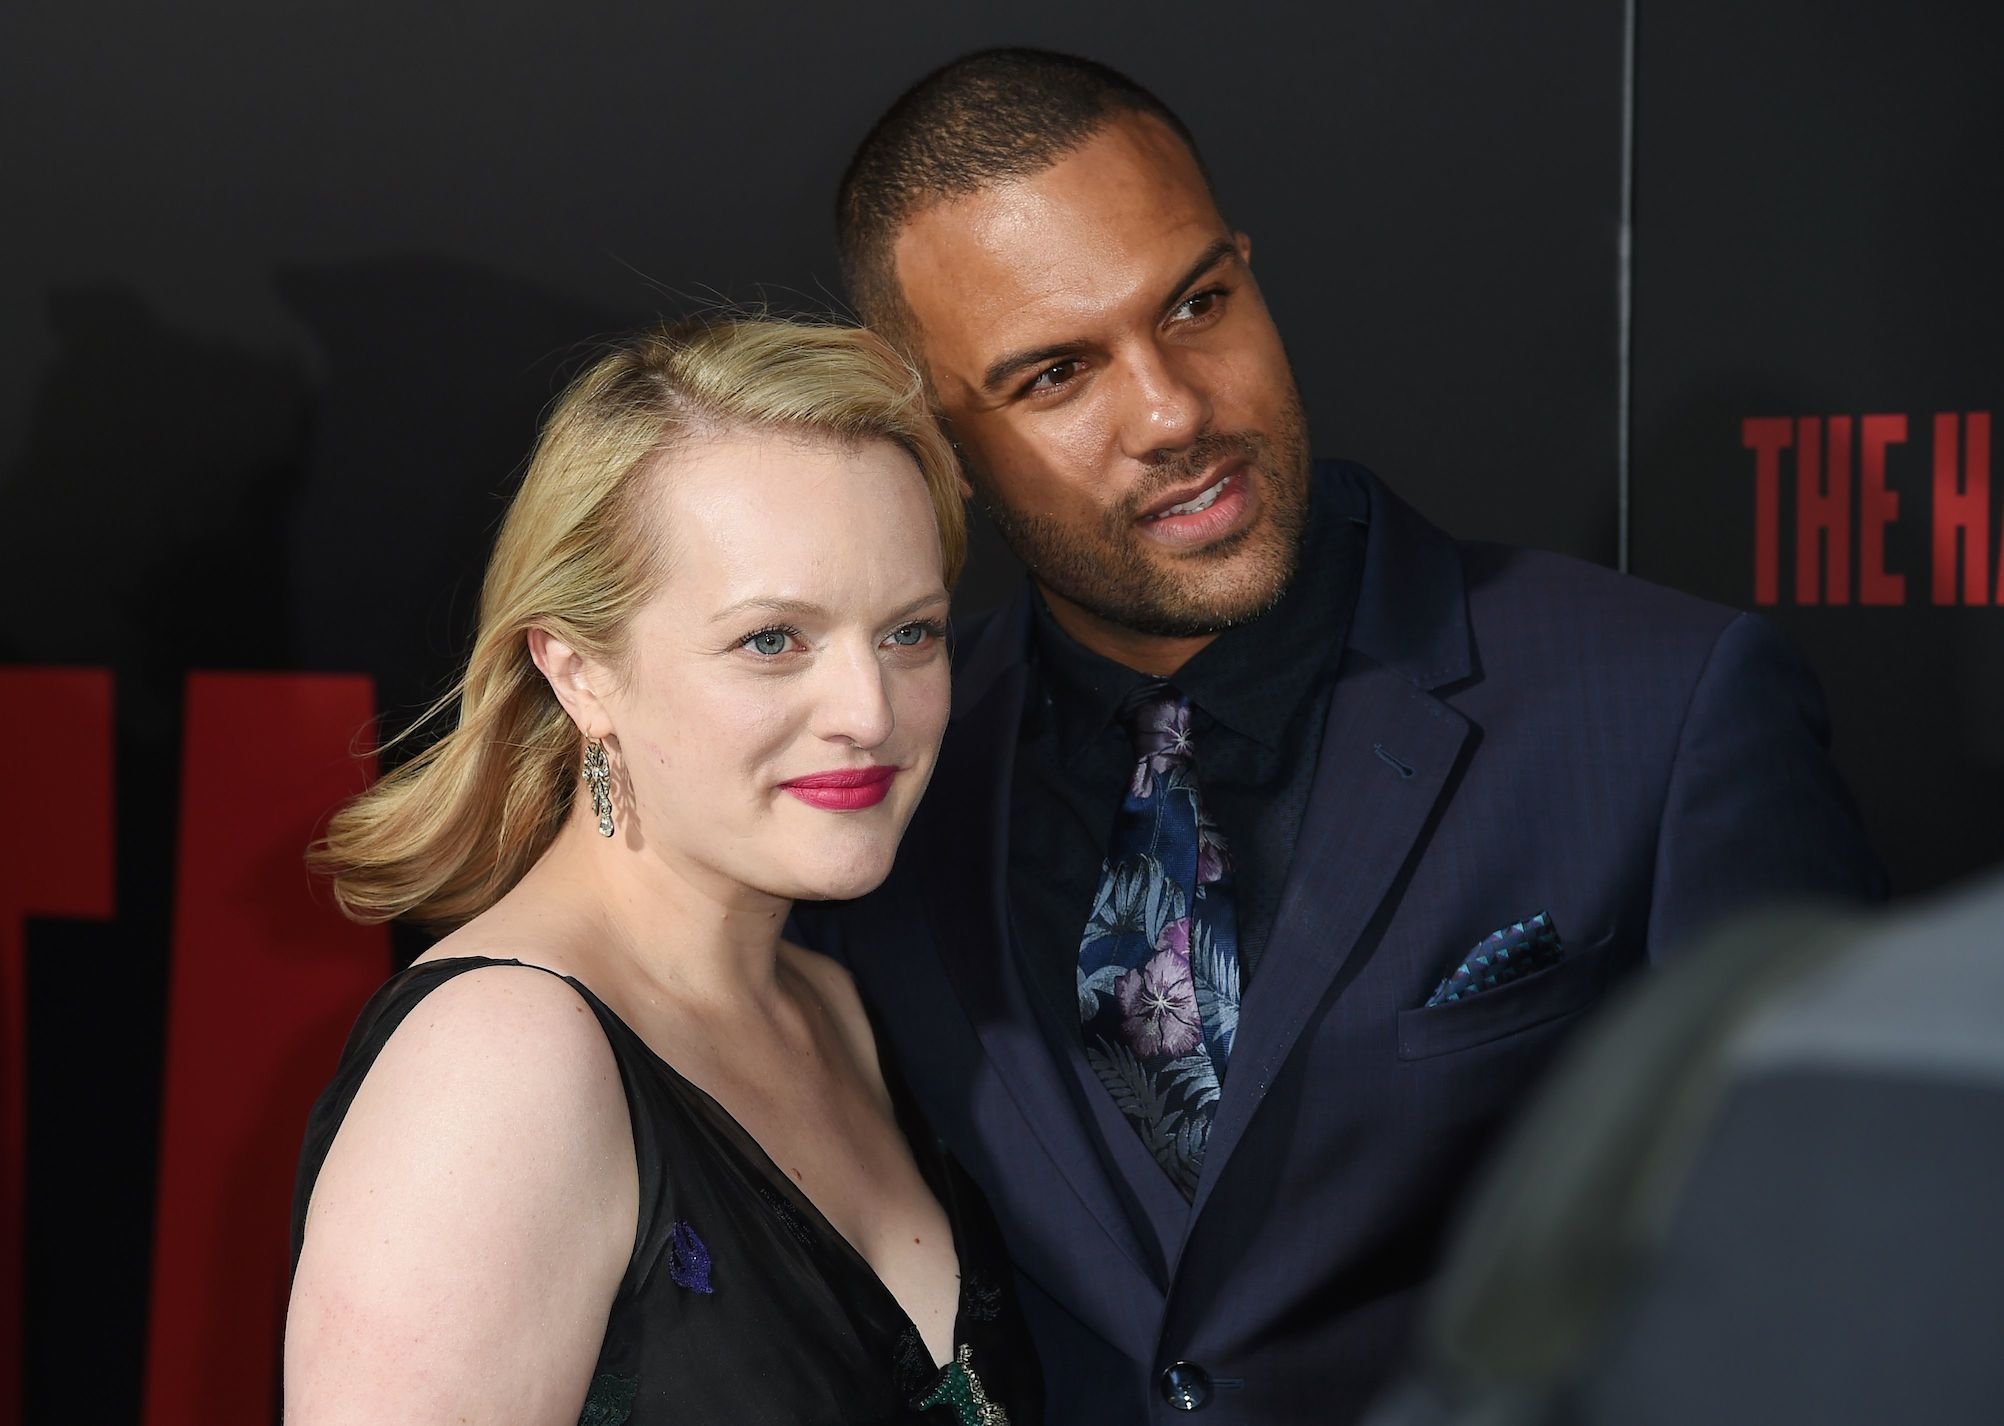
[582,739,615,837]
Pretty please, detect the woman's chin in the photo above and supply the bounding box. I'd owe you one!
[784,849,900,904]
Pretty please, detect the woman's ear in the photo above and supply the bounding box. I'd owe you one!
[527,628,611,739]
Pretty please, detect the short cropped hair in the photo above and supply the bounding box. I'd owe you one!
[836,48,1213,356]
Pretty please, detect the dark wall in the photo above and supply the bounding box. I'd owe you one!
[1629,1,2004,893]
[2,3,1627,661]
[5,3,1993,1424]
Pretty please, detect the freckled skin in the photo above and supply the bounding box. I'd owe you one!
[892,113,1312,674]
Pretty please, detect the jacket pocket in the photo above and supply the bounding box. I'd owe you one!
[1395,928,1616,1060]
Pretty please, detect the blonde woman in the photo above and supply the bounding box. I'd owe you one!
[285,319,1038,1425]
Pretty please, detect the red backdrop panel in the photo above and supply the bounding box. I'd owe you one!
[141,673,388,1426]
[0,668,116,1426]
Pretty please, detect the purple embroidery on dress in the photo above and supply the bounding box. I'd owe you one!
[667,1219,714,1294]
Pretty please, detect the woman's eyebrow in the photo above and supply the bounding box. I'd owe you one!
[709,591,947,625]
[709,595,825,625]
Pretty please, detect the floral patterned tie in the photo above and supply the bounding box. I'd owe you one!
[1077,686,1241,1198]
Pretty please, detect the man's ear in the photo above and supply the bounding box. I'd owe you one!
[527,627,611,739]
[1235,230,1254,267]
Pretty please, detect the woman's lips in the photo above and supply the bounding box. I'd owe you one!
[778,765,898,811]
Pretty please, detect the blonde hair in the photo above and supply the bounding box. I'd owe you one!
[313,317,965,926]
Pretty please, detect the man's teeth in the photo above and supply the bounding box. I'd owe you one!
[1153,476,1229,519]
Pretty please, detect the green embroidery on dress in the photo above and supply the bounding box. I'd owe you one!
[578,1372,639,1426]
[915,1344,1009,1425]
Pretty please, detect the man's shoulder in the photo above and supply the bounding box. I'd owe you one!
[1340,462,1748,686]
[1460,539,1743,649]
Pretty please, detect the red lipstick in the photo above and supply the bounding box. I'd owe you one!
[778,765,898,811]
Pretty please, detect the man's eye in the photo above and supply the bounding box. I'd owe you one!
[1174,289,1224,322]
[1026,360,1080,393]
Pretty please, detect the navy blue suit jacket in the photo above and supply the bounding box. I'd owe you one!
[795,464,1883,1424]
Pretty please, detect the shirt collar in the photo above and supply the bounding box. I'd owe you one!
[1030,470,1364,764]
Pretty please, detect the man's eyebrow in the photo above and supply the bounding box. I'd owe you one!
[976,236,1244,397]
[1159,236,1243,319]
[980,341,1082,397]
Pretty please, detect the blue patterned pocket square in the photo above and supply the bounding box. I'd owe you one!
[1425,912,1564,1007]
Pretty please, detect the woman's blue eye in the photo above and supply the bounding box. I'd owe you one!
[747,630,791,656]
[889,620,941,648]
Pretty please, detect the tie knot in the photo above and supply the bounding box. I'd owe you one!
[1118,685,1195,765]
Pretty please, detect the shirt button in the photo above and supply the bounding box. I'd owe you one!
[1159,1360,1214,1411]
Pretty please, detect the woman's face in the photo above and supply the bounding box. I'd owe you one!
[600,427,952,904]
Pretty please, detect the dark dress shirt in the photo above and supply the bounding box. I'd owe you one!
[1006,476,1368,1042]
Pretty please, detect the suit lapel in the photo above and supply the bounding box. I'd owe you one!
[1190,466,1477,1221]
[1191,660,1470,1218]
[912,597,1160,1285]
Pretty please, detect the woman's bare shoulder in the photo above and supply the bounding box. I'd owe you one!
[287,962,635,1423]
[376,960,615,1088]
[303,962,633,1241]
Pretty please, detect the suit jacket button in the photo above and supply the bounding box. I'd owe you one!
[1159,1361,1213,1411]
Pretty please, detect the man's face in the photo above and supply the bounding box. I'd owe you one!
[892,113,1311,642]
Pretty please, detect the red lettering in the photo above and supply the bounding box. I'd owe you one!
[1796,416,1851,605]
[1933,412,1992,606]
[141,674,388,1426]
[1858,414,1907,606]
[0,669,115,1426]
[1744,417,1792,605]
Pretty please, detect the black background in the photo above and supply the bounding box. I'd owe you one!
[1630,1,2004,892]
[1,2,1995,1422]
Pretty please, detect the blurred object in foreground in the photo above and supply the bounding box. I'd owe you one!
[1365,868,2004,1426]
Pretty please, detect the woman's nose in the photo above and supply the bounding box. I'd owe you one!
[813,645,896,749]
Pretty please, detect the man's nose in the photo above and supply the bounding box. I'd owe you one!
[1117,341,1213,460]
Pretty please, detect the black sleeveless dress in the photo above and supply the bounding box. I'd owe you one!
[291,957,1042,1426]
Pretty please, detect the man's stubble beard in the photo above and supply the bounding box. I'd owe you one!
[968,389,1313,639]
